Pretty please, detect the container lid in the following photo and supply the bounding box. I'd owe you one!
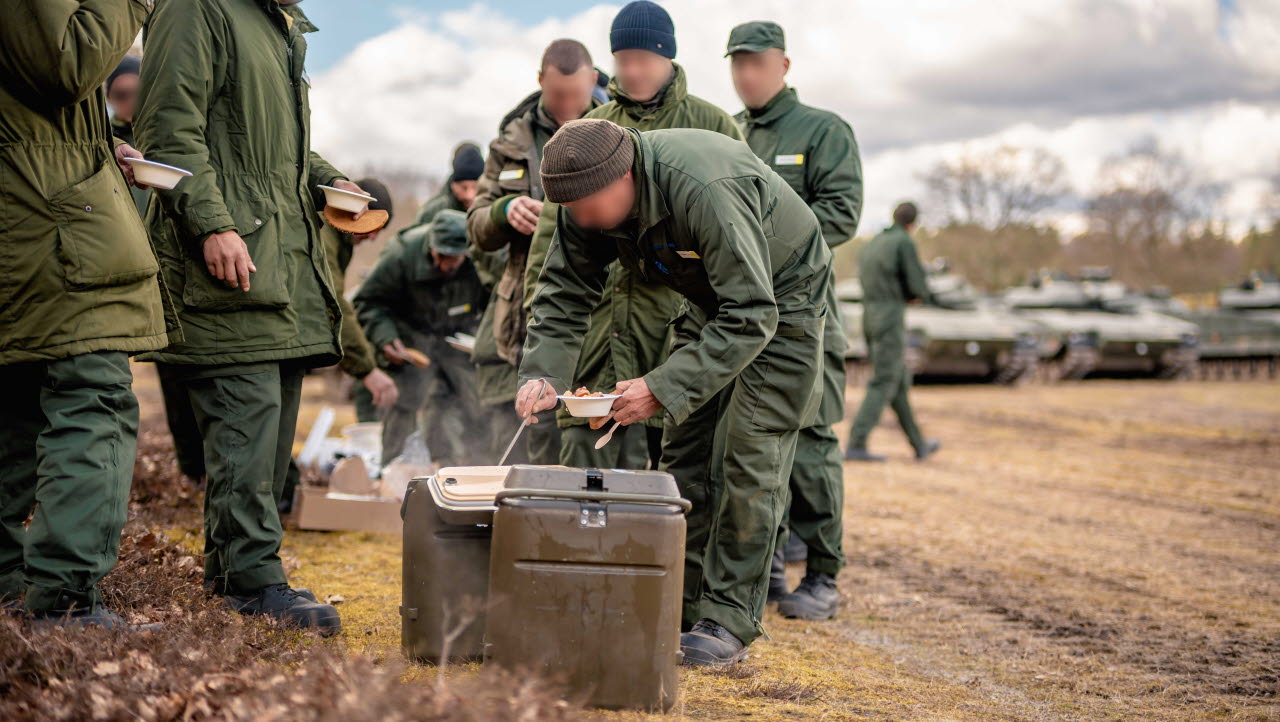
[504,465,678,498]
[434,466,511,504]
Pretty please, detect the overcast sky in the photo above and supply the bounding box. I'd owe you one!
[303,0,1280,235]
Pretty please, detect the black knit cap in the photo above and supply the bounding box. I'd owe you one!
[610,1,676,59]
[540,119,635,204]
[452,145,485,182]
[355,177,394,221]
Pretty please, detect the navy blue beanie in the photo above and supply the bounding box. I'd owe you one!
[610,1,676,59]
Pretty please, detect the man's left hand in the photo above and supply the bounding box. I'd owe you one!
[115,143,144,188]
[611,377,662,425]
[331,178,369,220]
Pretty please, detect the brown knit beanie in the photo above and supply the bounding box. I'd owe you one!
[540,119,635,203]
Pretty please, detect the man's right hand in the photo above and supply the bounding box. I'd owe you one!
[514,379,556,422]
[362,368,399,408]
[203,231,256,291]
[505,196,544,235]
[381,339,409,365]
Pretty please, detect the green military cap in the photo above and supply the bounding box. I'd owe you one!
[725,21,785,56]
[427,209,469,256]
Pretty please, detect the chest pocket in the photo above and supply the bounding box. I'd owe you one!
[496,164,530,194]
[772,152,808,198]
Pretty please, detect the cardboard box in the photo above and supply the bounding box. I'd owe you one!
[295,484,402,535]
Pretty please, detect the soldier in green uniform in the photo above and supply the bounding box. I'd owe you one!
[353,147,484,428]
[727,21,863,621]
[517,120,830,666]
[0,0,178,628]
[845,202,942,462]
[136,0,354,633]
[320,178,399,414]
[523,0,743,470]
[467,39,601,464]
[354,210,489,468]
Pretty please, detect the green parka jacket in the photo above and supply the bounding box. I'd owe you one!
[134,0,344,367]
[521,128,831,427]
[523,64,743,429]
[0,0,176,365]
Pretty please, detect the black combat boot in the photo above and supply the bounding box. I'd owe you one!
[766,549,788,604]
[206,578,317,602]
[680,618,748,667]
[915,438,941,461]
[844,446,886,462]
[226,584,341,636]
[778,572,839,620]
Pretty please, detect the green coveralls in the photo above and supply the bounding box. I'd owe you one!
[136,0,346,594]
[521,129,830,644]
[0,0,178,613]
[846,225,932,452]
[354,186,468,423]
[353,232,489,467]
[523,64,743,469]
[738,87,863,576]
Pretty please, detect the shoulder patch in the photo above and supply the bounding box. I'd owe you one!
[775,154,804,166]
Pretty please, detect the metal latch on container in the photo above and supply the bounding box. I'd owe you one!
[399,605,418,620]
[579,502,607,528]
[584,468,605,492]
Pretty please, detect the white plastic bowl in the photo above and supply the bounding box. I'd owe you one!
[319,184,376,213]
[123,157,192,190]
[557,394,620,418]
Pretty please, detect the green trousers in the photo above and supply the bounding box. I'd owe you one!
[558,423,661,469]
[171,361,303,595]
[847,303,925,451]
[156,361,206,480]
[0,352,137,614]
[779,280,847,577]
[663,307,824,644]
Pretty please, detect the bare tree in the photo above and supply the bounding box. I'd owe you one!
[1075,140,1232,291]
[922,145,1069,229]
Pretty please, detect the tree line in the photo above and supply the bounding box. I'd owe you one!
[904,142,1280,297]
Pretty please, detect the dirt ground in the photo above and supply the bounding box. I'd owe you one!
[12,368,1279,721]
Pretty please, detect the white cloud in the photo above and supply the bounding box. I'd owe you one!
[310,0,1280,234]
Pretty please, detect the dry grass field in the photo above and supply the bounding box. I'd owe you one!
[3,367,1276,721]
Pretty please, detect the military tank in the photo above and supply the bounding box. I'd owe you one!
[1001,268,1200,380]
[1175,273,1280,378]
[835,262,1041,384]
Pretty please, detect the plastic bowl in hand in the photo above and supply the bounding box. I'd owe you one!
[557,394,620,418]
[319,184,376,213]
[123,157,192,190]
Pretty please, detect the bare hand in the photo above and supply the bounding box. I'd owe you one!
[505,196,544,235]
[612,378,662,426]
[382,339,409,365]
[115,143,144,188]
[202,230,256,291]
[362,368,399,408]
[514,379,556,422]
[331,178,369,220]
[589,413,612,430]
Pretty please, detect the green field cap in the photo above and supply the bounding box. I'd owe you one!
[725,21,785,56]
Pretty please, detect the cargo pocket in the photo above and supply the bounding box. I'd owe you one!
[181,196,289,312]
[740,310,825,431]
[53,162,158,289]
